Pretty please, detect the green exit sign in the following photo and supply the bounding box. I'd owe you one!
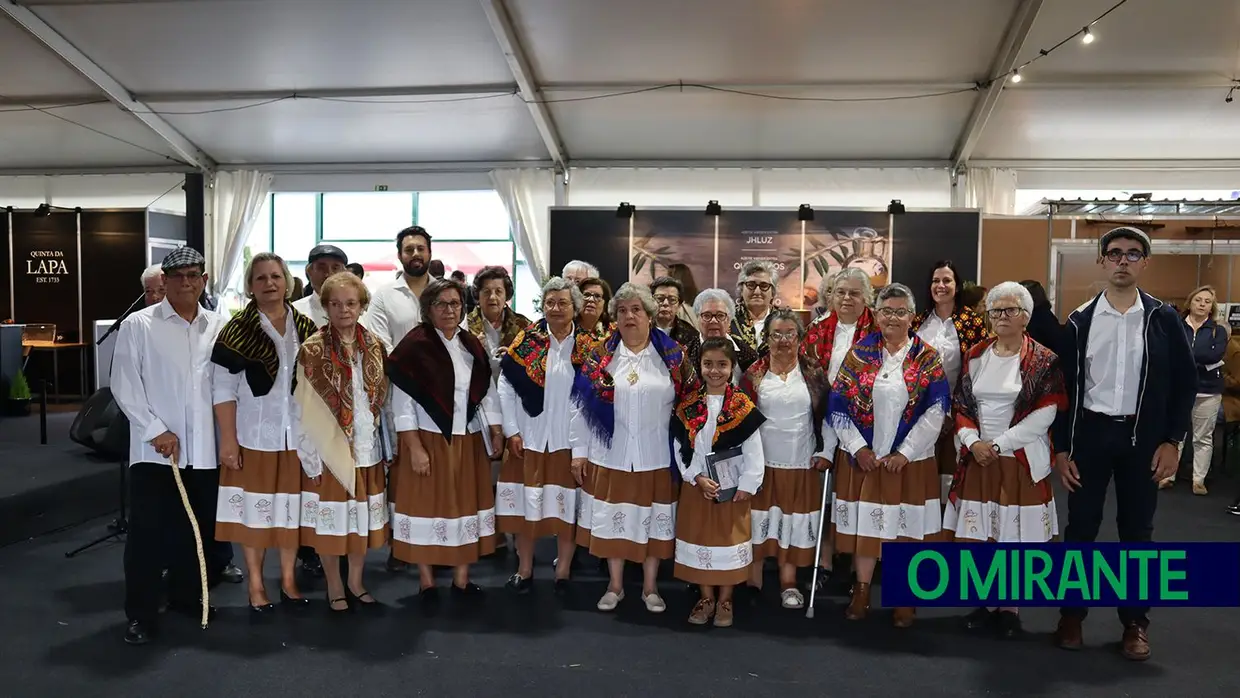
[374,185,389,192]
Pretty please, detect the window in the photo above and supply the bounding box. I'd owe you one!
[513,250,540,319]
[272,193,318,260]
[321,192,414,240]
[416,190,510,240]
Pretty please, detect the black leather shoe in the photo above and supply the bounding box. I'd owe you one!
[280,590,311,609]
[347,589,380,609]
[962,607,995,630]
[124,621,153,645]
[506,574,532,595]
[300,556,324,579]
[554,578,570,596]
[451,581,484,598]
[997,611,1022,639]
[221,565,244,584]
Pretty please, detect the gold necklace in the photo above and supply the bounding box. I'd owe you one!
[626,365,640,385]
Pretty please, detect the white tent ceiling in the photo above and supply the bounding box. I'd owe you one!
[1,0,1238,175]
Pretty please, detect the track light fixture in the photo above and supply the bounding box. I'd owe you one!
[1081,26,1095,44]
[887,199,906,215]
[35,203,51,217]
[797,204,815,222]
[704,200,722,217]
[616,202,635,219]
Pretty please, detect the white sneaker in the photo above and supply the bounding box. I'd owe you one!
[643,593,666,614]
[781,588,805,609]
[597,590,624,611]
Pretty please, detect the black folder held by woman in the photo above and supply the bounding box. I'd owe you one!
[705,446,743,502]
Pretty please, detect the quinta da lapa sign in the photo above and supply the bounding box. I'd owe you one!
[27,250,69,284]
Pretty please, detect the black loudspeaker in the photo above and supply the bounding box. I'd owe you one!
[69,387,129,461]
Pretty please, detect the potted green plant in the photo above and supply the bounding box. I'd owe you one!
[3,370,32,416]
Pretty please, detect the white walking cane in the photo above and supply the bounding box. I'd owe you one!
[805,466,834,619]
[169,452,210,629]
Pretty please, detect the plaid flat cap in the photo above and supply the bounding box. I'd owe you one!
[161,246,206,271]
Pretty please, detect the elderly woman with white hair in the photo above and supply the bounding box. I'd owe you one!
[803,268,876,380]
[827,283,950,627]
[569,282,700,614]
[691,288,759,376]
[496,277,596,594]
[141,264,165,307]
[732,261,778,352]
[562,260,599,286]
[944,281,1066,638]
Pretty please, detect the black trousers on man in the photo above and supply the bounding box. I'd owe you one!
[124,463,221,626]
[1060,411,1159,627]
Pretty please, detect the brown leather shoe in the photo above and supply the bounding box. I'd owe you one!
[1121,624,1150,661]
[892,607,916,628]
[845,582,871,620]
[1054,616,1083,650]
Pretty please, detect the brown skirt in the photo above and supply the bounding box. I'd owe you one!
[215,448,303,549]
[750,466,824,568]
[828,448,943,559]
[390,430,497,566]
[496,447,577,538]
[576,464,676,563]
[934,432,957,476]
[300,462,389,556]
[943,454,1058,543]
[673,481,752,585]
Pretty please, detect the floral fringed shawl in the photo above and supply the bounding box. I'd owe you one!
[499,320,596,418]
[949,335,1067,505]
[671,384,766,470]
[827,332,950,457]
[800,308,875,373]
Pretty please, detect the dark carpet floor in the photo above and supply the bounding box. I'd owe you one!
[1,476,1238,697]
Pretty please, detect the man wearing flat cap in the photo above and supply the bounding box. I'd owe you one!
[111,247,227,646]
[292,244,348,328]
[1051,226,1196,661]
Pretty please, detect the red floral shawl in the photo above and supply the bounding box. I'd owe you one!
[948,335,1067,505]
[801,309,876,373]
[671,384,766,469]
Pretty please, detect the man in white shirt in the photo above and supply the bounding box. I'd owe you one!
[111,247,227,646]
[361,226,431,351]
[1051,227,1196,662]
[291,244,347,328]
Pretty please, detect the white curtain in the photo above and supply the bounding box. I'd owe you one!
[490,168,555,282]
[209,170,273,295]
[964,167,1018,215]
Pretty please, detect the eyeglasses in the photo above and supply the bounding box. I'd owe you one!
[877,307,912,319]
[542,300,572,311]
[653,294,680,306]
[743,281,773,293]
[166,271,203,283]
[833,289,863,299]
[769,330,798,341]
[581,292,603,301]
[1104,249,1145,263]
[327,299,361,311]
[699,312,729,324]
[432,300,462,311]
[987,307,1025,320]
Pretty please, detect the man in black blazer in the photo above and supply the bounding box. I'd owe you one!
[1051,226,1197,662]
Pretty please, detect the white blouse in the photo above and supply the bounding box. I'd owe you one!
[391,329,502,436]
[837,343,945,461]
[498,328,576,454]
[681,394,765,494]
[294,350,388,478]
[828,321,857,383]
[917,312,962,389]
[569,341,675,473]
[478,318,503,386]
[957,347,1058,482]
[757,368,828,468]
[211,312,301,453]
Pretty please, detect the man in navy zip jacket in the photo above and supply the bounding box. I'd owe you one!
[1050,226,1196,662]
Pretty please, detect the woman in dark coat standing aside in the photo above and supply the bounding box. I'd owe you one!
[1020,280,1062,351]
[1165,285,1228,495]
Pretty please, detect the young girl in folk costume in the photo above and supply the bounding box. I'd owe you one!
[212,253,320,613]
[944,282,1066,637]
[569,282,700,614]
[293,272,392,613]
[827,283,951,628]
[496,277,597,593]
[738,309,831,609]
[672,338,766,627]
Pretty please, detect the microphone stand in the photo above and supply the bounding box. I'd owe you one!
[97,292,146,346]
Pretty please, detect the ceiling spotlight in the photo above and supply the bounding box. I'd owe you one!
[616,202,635,219]
[1010,69,1023,84]
[887,199,906,215]
[1081,26,1095,44]
[704,200,722,217]
[797,204,814,222]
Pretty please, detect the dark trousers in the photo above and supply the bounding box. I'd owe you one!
[1060,411,1159,627]
[124,463,221,625]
